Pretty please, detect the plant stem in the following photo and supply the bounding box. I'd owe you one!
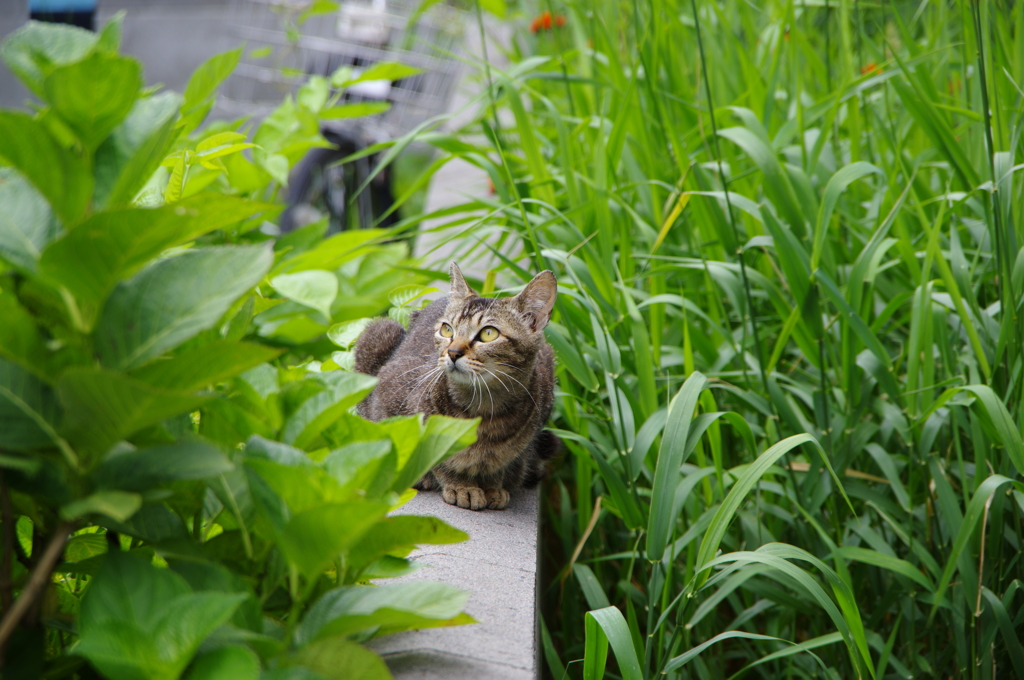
[0,472,12,616]
[0,522,73,658]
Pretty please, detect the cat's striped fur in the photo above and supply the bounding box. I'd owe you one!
[354,264,559,510]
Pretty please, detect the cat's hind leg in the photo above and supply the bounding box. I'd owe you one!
[354,318,405,376]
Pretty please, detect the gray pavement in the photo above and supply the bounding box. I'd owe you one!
[369,488,539,680]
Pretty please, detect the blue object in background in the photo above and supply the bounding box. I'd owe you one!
[29,0,96,10]
[28,0,96,30]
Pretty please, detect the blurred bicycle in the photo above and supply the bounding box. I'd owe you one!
[221,0,464,235]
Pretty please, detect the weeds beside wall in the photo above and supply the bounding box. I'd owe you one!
[406,0,1024,677]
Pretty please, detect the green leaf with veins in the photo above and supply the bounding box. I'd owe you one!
[41,195,272,313]
[94,244,273,370]
[0,111,93,226]
[42,51,142,150]
[0,168,57,274]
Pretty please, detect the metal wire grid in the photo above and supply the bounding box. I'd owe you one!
[220,0,464,140]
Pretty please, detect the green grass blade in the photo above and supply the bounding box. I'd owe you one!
[584,606,643,680]
[647,371,707,561]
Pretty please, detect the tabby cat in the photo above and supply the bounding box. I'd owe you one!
[354,263,559,510]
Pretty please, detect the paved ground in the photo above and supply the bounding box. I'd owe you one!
[368,488,539,680]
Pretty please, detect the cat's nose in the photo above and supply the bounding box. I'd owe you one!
[448,347,464,361]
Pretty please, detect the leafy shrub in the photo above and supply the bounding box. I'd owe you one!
[0,16,474,680]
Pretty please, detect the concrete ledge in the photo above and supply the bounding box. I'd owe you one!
[369,488,539,680]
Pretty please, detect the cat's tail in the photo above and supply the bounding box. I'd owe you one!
[523,430,562,488]
[353,318,405,376]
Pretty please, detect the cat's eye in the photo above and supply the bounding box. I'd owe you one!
[440,323,454,338]
[478,326,500,342]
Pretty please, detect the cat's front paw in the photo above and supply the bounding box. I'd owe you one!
[442,485,487,510]
[485,488,510,510]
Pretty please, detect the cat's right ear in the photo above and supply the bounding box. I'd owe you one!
[513,270,557,332]
[449,262,478,299]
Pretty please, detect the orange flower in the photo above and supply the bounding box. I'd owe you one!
[530,10,566,33]
[861,62,880,75]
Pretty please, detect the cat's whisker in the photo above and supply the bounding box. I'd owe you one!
[481,367,512,396]
[498,371,538,410]
[396,363,437,385]
[416,367,445,396]
[495,362,527,375]
[479,371,496,420]
[411,366,441,388]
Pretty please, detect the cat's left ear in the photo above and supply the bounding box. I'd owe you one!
[449,262,478,299]
[513,270,557,332]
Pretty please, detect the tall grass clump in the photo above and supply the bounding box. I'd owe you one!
[393,0,1024,677]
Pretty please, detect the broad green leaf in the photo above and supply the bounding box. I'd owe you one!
[94,244,274,370]
[271,270,338,321]
[64,533,109,562]
[92,440,233,491]
[326,318,372,349]
[282,372,377,450]
[169,559,262,632]
[130,341,283,391]
[61,490,141,522]
[271,229,386,275]
[298,0,340,25]
[647,372,706,561]
[323,440,395,496]
[41,196,272,311]
[349,61,424,85]
[43,51,142,150]
[0,358,63,453]
[584,607,642,680]
[0,168,57,273]
[298,76,330,112]
[286,637,391,680]
[185,647,260,680]
[320,102,391,119]
[200,396,275,448]
[94,91,182,207]
[245,459,349,516]
[296,581,472,645]
[0,20,101,97]
[0,111,93,225]
[57,368,208,458]
[78,551,246,680]
[388,285,436,308]
[276,501,389,579]
[345,515,467,572]
[390,415,479,492]
[179,47,243,132]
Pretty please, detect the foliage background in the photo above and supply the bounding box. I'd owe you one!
[393,0,1024,678]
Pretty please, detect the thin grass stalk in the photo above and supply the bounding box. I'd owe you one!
[969,0,1018,399]
[689,0,772,405]
[472,0,544,273]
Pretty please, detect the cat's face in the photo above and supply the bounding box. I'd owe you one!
[435,264,557,387]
